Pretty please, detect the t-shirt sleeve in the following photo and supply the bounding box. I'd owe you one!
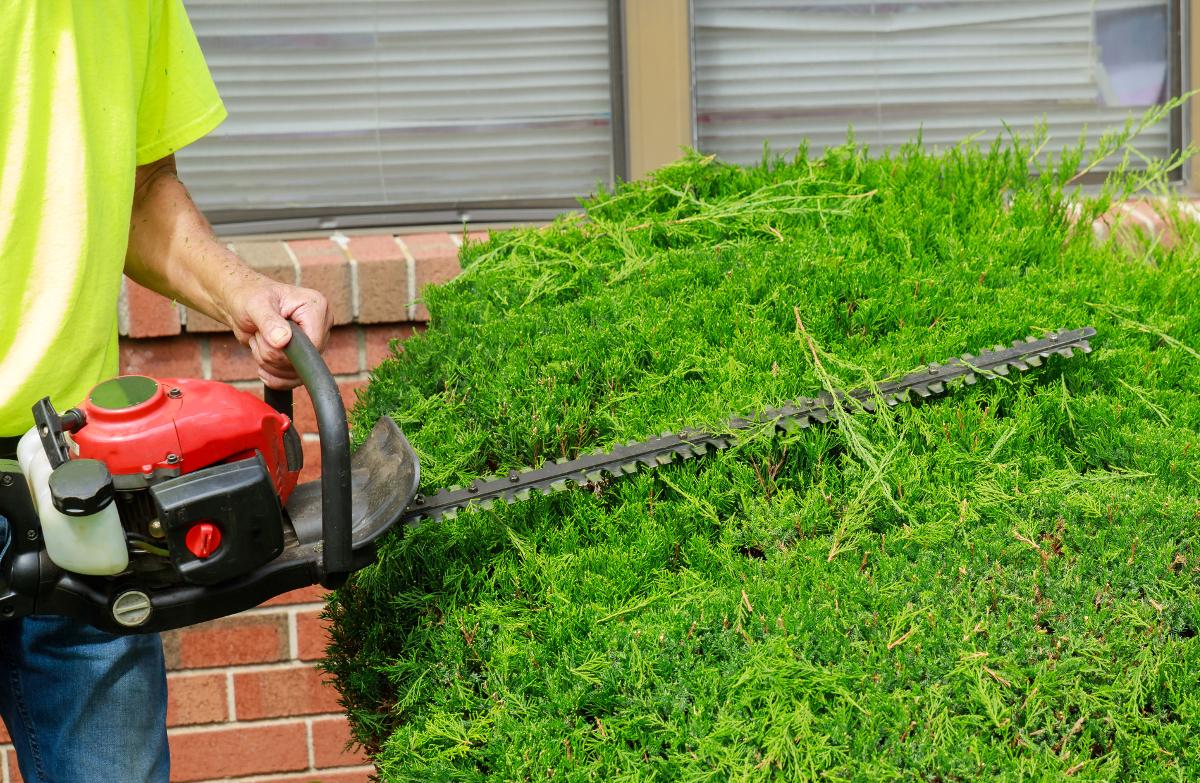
[135,0,227,166]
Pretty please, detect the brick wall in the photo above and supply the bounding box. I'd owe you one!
[0,231,477,783]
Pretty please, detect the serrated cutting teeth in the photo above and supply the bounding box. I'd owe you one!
[400,326,1098,529]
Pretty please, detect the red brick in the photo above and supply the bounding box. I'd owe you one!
[403,232,458,257]
[291,387,317,435]
[289,238,341,256]
[406,233,462,321]
[339,378,367,413]
[167,672,228,727]
[119,335,203,379]
[346,234,403,262]
[365,323,416,368]
[0,719,9,743]
[183,306,231,333]
[260,585,328,607]
[9,748,22,783]
[231,241,296,285]
[210,333,257,381]
[233,665,342,720]
[350,236,407,324]
[300,434,322,484]
[168,721,308,782]
[125,277,182,338]
[247,770,375,783]
[162,613,289,670]
[321,326,361,375]
[312,715,370,768]
[291,380,367,436]
[297,609,330,661]
[291,239,353,326]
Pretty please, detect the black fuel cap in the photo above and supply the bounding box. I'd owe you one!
[49,459,115,516]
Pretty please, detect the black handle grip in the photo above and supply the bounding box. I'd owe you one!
[275,321,351,589]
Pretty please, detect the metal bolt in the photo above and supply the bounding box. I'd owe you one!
[25,530,37,541]
[168,387,182,399]
[1,475,11,486]
[509,473,519,482]
[1,605,13,617]
[165,454,179,465]
[414,495,424,504]
[468,484,478,493]
[112,591,152,627]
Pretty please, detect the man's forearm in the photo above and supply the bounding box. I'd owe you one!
[124,155,252,327]
[124,154,331,388]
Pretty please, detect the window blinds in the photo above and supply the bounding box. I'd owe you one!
[175,1,615,216]
[694,0,1173,167]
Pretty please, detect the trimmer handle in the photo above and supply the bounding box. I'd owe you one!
[268,321,351,589]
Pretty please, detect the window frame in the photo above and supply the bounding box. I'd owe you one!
[211,0,1197,236]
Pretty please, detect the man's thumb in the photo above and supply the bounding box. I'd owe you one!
[250,304,292,349]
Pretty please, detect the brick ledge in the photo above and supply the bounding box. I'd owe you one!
[120,230,487,339]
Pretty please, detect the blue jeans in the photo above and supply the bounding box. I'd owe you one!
[0,517,169,783]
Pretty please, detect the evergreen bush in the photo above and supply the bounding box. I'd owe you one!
[327,125,1200,781]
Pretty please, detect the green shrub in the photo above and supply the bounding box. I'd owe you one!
[327,130,1200,781]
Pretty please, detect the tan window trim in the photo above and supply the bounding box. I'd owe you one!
[621,0,696,181]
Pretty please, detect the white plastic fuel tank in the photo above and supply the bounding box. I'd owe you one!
[16,427,128,575]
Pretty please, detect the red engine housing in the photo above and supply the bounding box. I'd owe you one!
[70,377,299,504]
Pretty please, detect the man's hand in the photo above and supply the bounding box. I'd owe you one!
[225,281,331,388]
[123,155,332,389]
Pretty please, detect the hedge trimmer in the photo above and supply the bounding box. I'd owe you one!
[0,324,1093,634]
[401,326,1096,526]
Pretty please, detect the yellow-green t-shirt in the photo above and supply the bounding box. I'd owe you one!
[0,0,226,437]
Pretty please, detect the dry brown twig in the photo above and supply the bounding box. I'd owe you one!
[888,627,916,650]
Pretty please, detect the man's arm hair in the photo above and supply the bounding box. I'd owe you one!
[124,155,331,388]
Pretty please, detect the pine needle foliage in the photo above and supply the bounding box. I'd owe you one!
[326,127,1200,781]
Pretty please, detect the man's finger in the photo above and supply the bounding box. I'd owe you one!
[280,293,331,353]
[249,335,300,380]
[246,298,293,362]
[259,367,301,390]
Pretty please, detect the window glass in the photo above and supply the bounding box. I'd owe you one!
[176,1,615,218]
[694,1,1174,167]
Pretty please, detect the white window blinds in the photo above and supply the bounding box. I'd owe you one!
[176,1,615,216]
[694,0,1173,167]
